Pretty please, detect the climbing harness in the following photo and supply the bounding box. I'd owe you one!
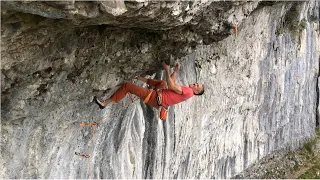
[76,93,138,179]
[155,89,168,120]
[143,91,153,103]
[143,88,168,120]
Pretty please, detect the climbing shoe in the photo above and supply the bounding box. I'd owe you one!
[93,96,105,109]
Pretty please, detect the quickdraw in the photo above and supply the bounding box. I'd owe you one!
[235,23,238,38]
[75,152,90,158]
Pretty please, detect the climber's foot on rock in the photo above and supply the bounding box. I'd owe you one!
[93,96,105,109]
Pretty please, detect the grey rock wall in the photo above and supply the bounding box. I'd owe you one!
[1,1,319,179]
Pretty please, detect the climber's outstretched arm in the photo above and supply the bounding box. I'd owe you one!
[163,62,182,94]
[170,63,180,83]
[135,76,148,83]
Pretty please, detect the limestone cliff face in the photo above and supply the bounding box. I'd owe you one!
[1,1,319,179]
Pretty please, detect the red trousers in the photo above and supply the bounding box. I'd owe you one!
[111,79,166,108]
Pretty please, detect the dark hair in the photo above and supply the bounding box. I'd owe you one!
[194,85,205,95]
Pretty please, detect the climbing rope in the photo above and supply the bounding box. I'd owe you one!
[75,93,138,179]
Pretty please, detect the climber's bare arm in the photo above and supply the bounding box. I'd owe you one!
[170,63,180,82]
[135,76,148,83]
[163,62,182,94]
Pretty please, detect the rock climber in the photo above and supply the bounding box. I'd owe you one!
[93,62,204,119]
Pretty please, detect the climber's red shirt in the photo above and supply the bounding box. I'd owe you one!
[161,86,194,107]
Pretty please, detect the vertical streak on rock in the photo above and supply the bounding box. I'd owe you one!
[141,104,156,178]
[243,134,248,169]
[317,1,320,129]
[317,28,320,130]
[316,75,319,129]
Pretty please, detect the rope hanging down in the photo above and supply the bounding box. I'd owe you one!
[75,93,138,179]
